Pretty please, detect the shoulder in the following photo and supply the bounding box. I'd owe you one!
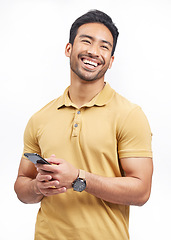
[108,87,140,118]
[27,97,61,125]
[106,85,150,131]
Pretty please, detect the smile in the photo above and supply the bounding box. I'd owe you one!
[82,59,98,67]
[80,55,104,70]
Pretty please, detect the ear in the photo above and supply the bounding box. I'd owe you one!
[65,43,72,57]
[108,56,114,69]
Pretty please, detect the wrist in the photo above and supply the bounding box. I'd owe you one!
[33,179,43,196]
[72,169,86,192]
[69,169,79,188]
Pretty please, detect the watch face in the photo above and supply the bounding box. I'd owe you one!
[73,179,86,192]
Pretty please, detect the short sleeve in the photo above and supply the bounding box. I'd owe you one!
[22,116,41,158]
[117,107,152,159]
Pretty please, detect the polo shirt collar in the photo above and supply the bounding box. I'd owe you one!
[56,82,115,109]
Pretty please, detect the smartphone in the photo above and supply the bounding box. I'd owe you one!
[24,153,51,165]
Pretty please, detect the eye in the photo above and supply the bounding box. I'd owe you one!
[101,45,109,50]
[81,39,91,44]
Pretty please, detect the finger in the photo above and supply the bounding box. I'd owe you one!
[36,173,52,182]
[39,180,59,189]
[42,187,67,196]
[37,168,53,176]
[36,180,59,195]
[36,164,56,173]
[48,155,64,165]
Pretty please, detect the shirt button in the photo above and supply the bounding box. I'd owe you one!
[77,111,81,114]
[74,123,78,128]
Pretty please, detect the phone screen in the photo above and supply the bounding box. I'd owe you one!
[24,153,51,165]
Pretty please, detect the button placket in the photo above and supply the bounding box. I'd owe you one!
[72,109,81,137]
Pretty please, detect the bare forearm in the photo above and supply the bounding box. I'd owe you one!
[14,177,44,204]
[85,172,151,206]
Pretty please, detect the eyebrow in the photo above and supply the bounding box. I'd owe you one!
[101,40,113,48]
[79,34,113,48]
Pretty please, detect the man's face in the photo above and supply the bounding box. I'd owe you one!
[65,23,114,82]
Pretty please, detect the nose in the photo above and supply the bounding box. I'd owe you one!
[87,43,100,57]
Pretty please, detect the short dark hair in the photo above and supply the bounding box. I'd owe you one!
[69,10,119,56]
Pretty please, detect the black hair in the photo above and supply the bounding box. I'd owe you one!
[69,9,119,56]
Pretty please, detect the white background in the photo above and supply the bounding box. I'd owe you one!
[0,0,170,239]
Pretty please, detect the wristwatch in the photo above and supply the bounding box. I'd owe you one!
[72,169,86,192]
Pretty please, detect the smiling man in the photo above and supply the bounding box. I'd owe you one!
[14,10,153,240]
[67,23,114,83]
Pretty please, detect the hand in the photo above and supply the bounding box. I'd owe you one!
[35,154,78,196]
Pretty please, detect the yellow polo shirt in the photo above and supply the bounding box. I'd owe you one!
[23,83,152,240]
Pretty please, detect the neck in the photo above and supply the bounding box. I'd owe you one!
[69,74,105,108]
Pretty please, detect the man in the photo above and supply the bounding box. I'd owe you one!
[14,10,153,240]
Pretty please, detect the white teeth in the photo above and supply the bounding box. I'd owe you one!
[83,59,98,67]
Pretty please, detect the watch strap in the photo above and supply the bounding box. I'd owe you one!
[79,169,86,180]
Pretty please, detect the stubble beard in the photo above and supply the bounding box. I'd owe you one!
[70,60,109,82]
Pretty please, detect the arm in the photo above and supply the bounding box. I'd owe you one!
[14,157,44,204]
[36,155,153,206]
[85,157,153,206]
[14,157,66,204]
